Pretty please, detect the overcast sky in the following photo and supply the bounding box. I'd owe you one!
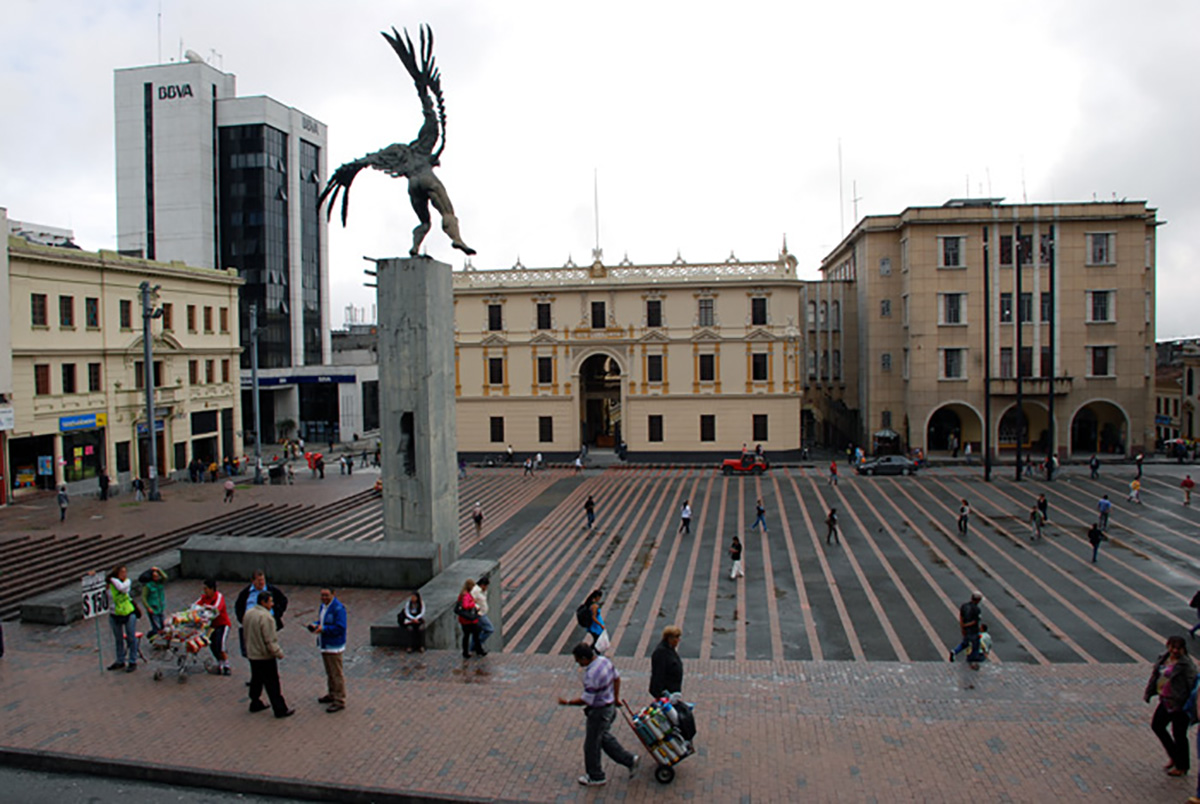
[3,0,1198,337]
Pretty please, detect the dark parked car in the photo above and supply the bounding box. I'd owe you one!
[856,455,919,476]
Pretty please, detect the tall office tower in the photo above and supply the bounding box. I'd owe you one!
[115,55,330,372]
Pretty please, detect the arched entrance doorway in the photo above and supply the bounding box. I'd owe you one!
[1071,400,1128,456]
[998,402,1050,453]
[926,403,983,455]
[579,353,622,448]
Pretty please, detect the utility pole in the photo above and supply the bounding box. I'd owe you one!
[1014,225,1024,482]
[983,224,992,482]
[139,281,163,501]
[250,302,263,484]
[1046,222,1056,481]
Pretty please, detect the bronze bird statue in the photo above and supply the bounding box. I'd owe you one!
[319,25,475,257]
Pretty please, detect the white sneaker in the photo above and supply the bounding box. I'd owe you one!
[629,755,641,778]
[578,775,607,786]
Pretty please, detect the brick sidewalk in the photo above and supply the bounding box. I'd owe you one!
[0,584,1186,803]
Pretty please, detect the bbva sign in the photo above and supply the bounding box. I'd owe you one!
[157,84,194,100]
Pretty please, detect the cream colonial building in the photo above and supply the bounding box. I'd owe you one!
[452,247,851,458]
[821,199,1157,459]
[453,198,1157,460]
[5,216,243,496]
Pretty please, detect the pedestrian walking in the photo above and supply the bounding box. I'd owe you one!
[506,444,514,464]
[1136,452,1145,479]
[536,452,543,470]
[524,457,534,476]
[579,589,608,652]
[574,455,584,474]
[978,623,993,662]
[829,461,839,485]
[132,476,145,502]
[556,641,640,787]
[1189,590,1200,639]
[649,626,683,699]
[472,502,484,540]
[105,565,139,672]
[455,579,483,659]
[223,479,236,503]
[584,495,596,531]
[234,570,289,671]
[678,501,692,535]
[244,592,294,718]
[1128,478,1142,504]
[458,458,467,478]
[308,588,347,713]
[1183,475,1196,506]
[1029,505,1045,541]
[949,591,984,668]
[750,498,768,534]
[825,507,839,545]
[195,578,233,676]
[285,463,295,485]
[1037,493,1050,523]
[471,577,493,656]
[1144,636,1197,777]
[400,591,426,653]
[1088,522,1105,563]
[957,499,970,536]
[139,567,167,638]
[57,485,69,522]
[1023,456,1034,477]
[964,442,973,464]
[1090,454,1101,480]
[729,535,744,579]
[98,471,110,502]
[1098,494,1112,531]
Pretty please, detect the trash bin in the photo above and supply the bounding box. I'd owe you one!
[268,465,284,485]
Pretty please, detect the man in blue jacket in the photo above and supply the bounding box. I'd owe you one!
[309,588,347,713]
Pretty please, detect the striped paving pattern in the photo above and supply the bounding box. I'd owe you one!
[496,466,1200,665]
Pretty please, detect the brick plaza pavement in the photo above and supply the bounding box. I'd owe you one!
[0,583,1191,803]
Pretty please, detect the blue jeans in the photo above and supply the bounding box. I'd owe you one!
[110,612,139,666]
[474,614,494,650]
[751,514,767,532]
[587,511,595,529]
[584,704,634,782]
[952,633,982,662]
[146,609,165,637]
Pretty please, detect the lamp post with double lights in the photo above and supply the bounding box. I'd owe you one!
[139,281,164,501]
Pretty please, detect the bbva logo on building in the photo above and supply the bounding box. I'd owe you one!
[157,84,194,100]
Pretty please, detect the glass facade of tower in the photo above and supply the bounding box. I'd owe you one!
[299,140,322,365]
[219,123,292,369]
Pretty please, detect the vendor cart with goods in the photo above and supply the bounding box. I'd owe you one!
[622,695,697,784]
[146,605,216,682]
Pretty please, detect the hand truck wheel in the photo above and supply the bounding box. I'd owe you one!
[654,765,675,784]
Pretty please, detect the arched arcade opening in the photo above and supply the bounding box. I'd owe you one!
[1070,400,1128,456]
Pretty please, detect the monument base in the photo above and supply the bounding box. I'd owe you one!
[370,558,501,651]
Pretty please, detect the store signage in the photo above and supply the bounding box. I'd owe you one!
[59,413,108,432]
[302,116,320,134]
[0,406,14,431]
[136,420,166,436]
[1155,414,1172,426]
[240,374,355,387]
[158,83,194,100]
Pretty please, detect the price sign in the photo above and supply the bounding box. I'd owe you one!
[81,573,110,620]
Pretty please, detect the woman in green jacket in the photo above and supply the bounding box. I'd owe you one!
[107,565,139,672]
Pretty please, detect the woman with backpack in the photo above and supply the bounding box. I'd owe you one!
[577,589,608,652]
[455,579,482,659]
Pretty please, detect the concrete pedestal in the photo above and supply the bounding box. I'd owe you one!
[377,256,459,573]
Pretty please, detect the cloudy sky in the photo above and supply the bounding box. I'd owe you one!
[3,0,1198,336]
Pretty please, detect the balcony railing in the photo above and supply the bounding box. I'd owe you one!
[990,376,1073,395]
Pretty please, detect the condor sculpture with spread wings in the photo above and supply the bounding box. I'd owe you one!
[319,25,475,257]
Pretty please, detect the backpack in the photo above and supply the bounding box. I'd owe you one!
[576,603,593,629]
[1187,677,1200,726]
[1189,591,1200,610]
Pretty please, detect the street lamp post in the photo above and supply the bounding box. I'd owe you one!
[250,302,263,484]
[139,281,163,501]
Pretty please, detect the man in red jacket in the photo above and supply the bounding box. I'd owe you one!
[196,578,233,676]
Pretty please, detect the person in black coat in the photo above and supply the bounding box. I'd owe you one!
[234,570,289,660]
[649,625,683,699]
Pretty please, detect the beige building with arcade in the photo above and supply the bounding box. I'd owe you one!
[820,199,1157,460]
[452,247,853,458]
[5,227,243,496]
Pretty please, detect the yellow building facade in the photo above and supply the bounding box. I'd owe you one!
[821,199,1156,459]
[6,235,243,494]
[452,248,852,458]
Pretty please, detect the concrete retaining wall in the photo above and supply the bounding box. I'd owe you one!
[370,558,501,651]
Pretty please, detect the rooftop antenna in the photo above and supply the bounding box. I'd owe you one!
[837,138,845,236]
[986,167,992,197]
[1021,157,1028,203]
[851,180,862,223]
[966,174,970,198]
[157,0,162,63]
[591,168,602,263]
